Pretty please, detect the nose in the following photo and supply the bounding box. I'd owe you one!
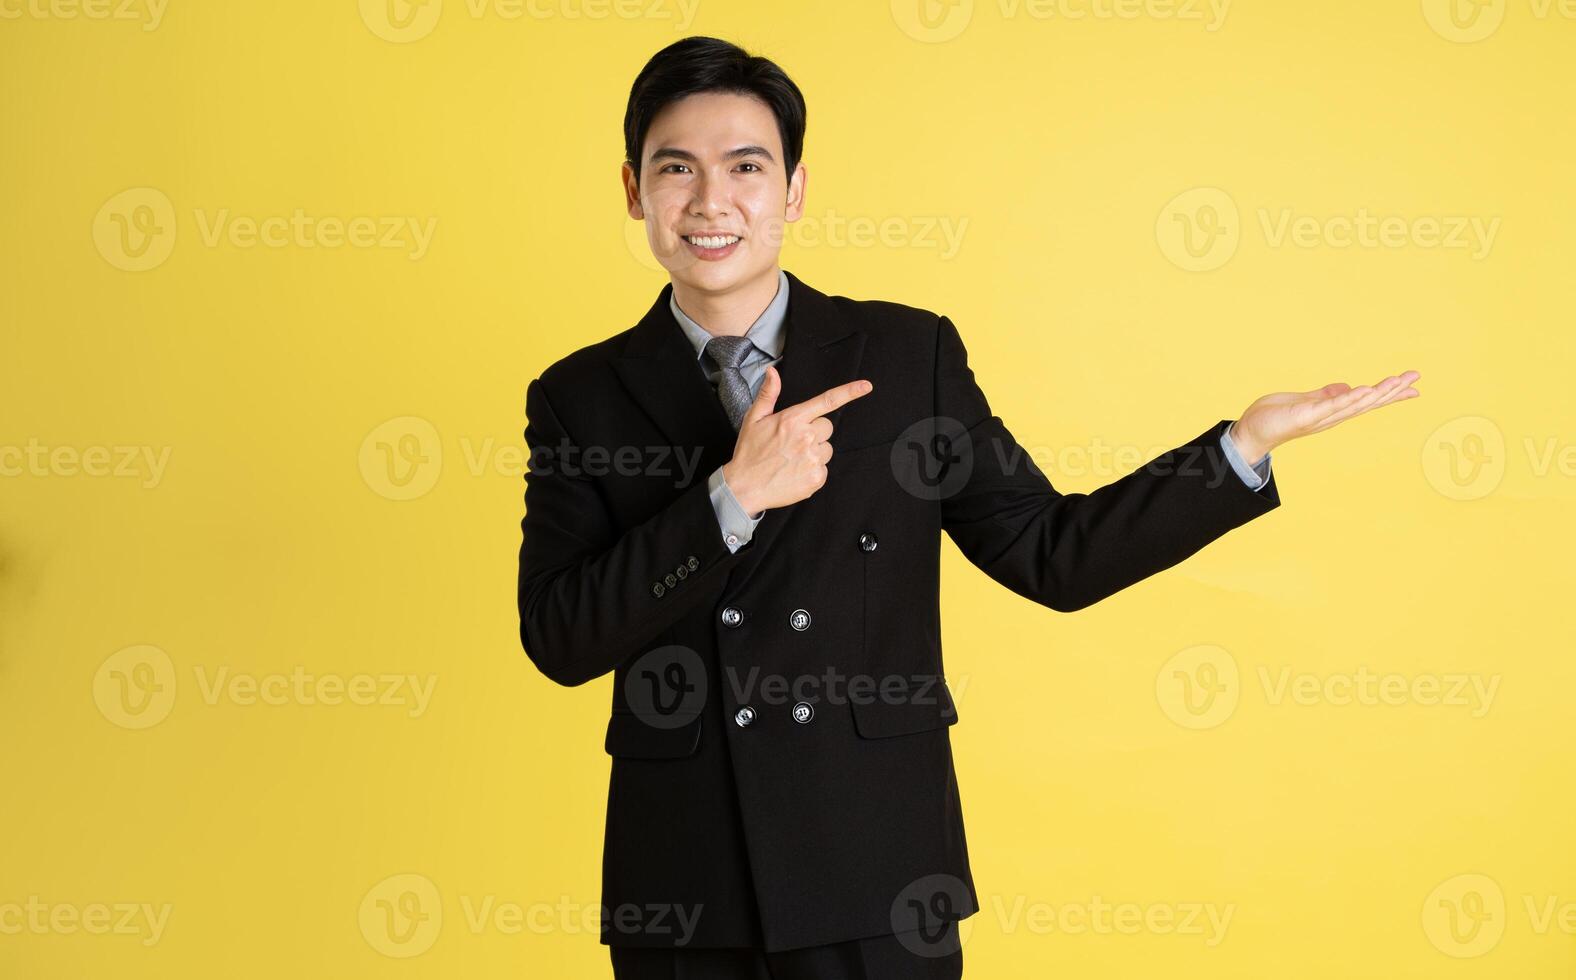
[689,170,731,219]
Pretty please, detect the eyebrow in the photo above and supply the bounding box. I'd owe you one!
[648,145,777,166]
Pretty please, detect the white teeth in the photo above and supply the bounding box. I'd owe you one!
[684,234,740,249]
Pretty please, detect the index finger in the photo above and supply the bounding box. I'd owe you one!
[788,379,874,419]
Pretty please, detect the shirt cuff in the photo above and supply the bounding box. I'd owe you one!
[1221,421,1272,492]
[708,464,764,553]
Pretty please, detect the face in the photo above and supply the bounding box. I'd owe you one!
[623,91,806,297]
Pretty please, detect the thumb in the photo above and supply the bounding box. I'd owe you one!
[742,364,781,425]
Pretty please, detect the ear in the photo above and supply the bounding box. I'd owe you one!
[622,161,644,220]
[785,161,807,222]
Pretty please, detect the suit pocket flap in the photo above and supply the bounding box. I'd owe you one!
[604,709,703,758]
[849,681,959,739]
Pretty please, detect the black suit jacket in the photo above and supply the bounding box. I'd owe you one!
[517,269,1280,952]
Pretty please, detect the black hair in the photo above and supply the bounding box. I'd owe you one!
[623,35,806,188]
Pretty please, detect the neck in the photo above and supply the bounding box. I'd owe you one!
[669,266,781,338]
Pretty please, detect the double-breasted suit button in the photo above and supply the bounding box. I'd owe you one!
[792,701,815,724]
[652,582,666,598]
[789,608,811,631]
[734,706,756,728]
[664,573,678,588]
[858,531,879,552]
[721,606,744,628]
[686,556,700,571]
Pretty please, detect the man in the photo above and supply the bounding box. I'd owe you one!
[517,36,1420,980]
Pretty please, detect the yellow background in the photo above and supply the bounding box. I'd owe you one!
[2,0,1572,976]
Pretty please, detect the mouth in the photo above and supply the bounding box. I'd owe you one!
[681,233,742,260]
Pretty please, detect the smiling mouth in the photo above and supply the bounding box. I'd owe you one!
[682,234,742,248]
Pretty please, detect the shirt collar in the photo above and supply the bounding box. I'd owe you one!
[669,268,790,362]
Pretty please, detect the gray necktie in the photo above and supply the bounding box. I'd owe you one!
[704,335,755,431]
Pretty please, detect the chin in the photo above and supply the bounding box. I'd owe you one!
[672,260,752,293]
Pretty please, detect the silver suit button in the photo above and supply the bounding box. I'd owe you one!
[789,608,811,631]
[734,706,756,728]
[721,606,743,628]
[792,701,815,724]
[859,532,879,552]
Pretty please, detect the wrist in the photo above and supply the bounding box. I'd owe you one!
[1229,421,1270,465]
[722,461,762,517]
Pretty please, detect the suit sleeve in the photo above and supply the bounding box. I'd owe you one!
[934,314,1281,613]
[517,376,751,686]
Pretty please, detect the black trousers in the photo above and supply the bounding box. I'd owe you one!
[608,926,964,980]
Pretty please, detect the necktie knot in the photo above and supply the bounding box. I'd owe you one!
[704,335,754,370]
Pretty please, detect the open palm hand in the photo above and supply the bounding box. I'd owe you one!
[1230,371,1422,462]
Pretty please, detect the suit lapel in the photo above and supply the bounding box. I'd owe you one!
[612,281,740,478]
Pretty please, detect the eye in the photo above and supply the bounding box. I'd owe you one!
[661,164,691,174]
[737,162,762,173]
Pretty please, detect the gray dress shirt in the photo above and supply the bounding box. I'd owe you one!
[670,269,1272,554]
